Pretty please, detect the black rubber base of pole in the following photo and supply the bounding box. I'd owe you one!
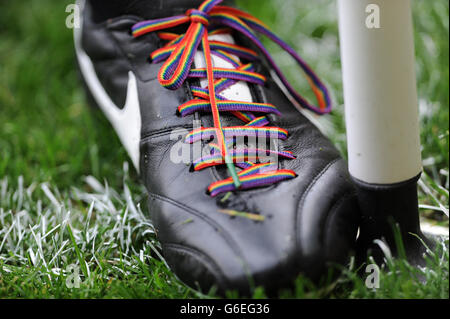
[353,173,434,266]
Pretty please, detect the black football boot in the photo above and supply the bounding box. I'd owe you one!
[75,0,361,294]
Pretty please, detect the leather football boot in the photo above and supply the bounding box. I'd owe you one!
[75,0,361,294]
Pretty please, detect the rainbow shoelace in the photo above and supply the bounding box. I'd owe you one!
[132,0,331,197]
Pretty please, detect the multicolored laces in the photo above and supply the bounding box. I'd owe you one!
[132,0,331,197]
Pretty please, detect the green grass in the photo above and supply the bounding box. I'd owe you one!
[0,0,448,299]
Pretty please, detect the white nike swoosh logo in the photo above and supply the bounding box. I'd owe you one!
[74,0,141,171]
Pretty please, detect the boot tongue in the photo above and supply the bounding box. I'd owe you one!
[89,0,211,22]
[125,0,234,19]
[125,0,206,19]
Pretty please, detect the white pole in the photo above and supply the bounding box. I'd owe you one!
[338,0,429,262]
[338,0,422,185]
